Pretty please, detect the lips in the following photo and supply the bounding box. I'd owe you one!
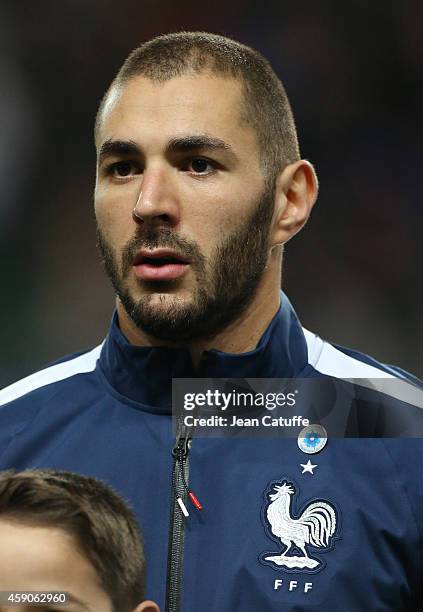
[133,249,190,281]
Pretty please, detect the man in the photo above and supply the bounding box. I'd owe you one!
[0,469,159,612]
[0,31,422,612]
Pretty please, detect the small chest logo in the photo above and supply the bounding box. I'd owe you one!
[260,479,339,573]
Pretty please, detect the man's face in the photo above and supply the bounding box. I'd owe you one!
[95,73,275,342]
[0,519,112,612]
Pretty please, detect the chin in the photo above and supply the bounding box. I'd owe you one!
[142,289,190,306]
[131,291,196,322]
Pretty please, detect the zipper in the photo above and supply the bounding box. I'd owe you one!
[165,427,203,612]
[165,430,191,612]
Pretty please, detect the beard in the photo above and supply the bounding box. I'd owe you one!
[96,182,275,343]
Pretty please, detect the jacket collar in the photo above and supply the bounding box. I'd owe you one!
[98,292,308,412]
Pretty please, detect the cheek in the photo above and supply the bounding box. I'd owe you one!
[184,207,232,260]
[192,195,252,249]
[184,186,244,237]
[94,187,134,247]
[204,177,260,225]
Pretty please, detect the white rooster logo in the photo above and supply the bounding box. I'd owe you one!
[261,480,338,571]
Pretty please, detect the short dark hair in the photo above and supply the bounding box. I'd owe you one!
[95,31,300,180]
[0,469,145,612]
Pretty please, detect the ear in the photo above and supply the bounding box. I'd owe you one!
[133,600,160,612]
[270,159,318,247]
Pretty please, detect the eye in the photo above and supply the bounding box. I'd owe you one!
[107,160,140,178]
[187,158,215,174]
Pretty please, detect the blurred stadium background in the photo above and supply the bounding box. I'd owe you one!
[1,0,422,386]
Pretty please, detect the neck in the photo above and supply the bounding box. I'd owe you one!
[117,255,282,367]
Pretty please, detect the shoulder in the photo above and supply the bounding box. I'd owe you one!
[303,328,422,439]
[302,327,422,387]
[0,343,104,408]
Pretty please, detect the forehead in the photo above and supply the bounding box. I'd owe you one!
[97,73,257,153]
[0,519,106,609]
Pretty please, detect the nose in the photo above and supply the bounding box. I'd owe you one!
[132,167,180,227]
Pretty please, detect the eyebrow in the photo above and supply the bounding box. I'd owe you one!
[40,593,91,611]
[66,593,91,610]
[166,135,234,155]
[98,139,140,163]
[98,134,236,163]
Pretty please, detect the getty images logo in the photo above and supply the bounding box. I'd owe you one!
[183,389,297,411]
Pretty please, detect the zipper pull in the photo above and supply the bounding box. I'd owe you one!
[177,497,190,517]
[188,490,203,510]
[172,435,190,459]
[171,436,203,513]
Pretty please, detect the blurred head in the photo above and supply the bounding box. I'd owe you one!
[94,32,317,342]
[0,470,159,612]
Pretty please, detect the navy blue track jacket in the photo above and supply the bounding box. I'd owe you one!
[1,293,422,611]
